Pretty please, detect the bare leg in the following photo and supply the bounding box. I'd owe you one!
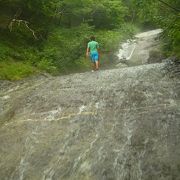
[92,63,96,71]
[95,61,99,70]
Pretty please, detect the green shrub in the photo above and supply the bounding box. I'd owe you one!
[37,58,58,74]
[0,61,37,80]
[120,23,140,38]
[42,24,93,71]
[0,43,12,60]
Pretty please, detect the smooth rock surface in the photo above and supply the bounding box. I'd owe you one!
[0,63,180,180]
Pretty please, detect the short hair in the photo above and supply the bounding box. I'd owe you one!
[90,36,95,41]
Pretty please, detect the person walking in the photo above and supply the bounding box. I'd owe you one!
[86,36,100,71]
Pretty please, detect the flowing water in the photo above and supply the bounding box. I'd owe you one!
[0,30,180,180]
[116,29,163,67]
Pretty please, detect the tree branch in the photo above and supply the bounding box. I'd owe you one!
[8,19,38,40]
[57,8,65,15]
[158,0,180,12]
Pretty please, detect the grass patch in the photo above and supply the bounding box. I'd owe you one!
[0,61,37,80]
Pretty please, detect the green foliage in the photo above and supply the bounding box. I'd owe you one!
[0,61,37,80]
[36,58,58,74]
[42,23,136,73]
[120,23,140,38]
[0,43,12,60]
[124,0,180,58]
[1,0,179,80]
[96,30,122,51]
[156,13,180,57]
[97,23,139,51]
[91,0,127,29]
[42,24,93,72]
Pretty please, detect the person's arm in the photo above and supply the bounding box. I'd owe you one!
[86,43,90,57]
[86,47,90,57]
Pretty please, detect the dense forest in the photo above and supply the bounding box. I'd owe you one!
[0,0,180,80]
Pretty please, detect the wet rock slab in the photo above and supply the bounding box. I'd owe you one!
[0,63,180,180]
[116,29,164,67]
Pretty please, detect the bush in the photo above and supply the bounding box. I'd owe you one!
[37,58,58,74]
[0,61,37,80]
[42,24,93,72]
[120,23,140,38]
[0,43,12,60]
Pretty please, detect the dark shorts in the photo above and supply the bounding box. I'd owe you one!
[90,52,99,63]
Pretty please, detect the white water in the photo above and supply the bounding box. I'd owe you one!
[116,29,163,63]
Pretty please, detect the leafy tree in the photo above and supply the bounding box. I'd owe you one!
[124,0,180,57]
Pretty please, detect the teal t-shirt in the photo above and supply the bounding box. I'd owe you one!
[88,41,99,54]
